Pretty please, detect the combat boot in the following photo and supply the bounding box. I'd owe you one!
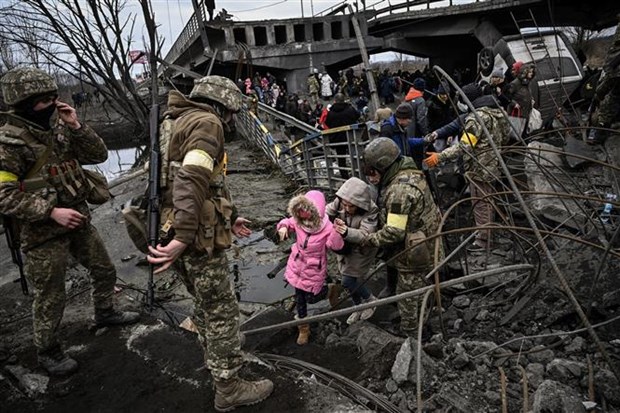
[214,376,274,412]
[38,346,78,376]
[378,268,398,299]
[296,324,310,345]
[94,307,140,328]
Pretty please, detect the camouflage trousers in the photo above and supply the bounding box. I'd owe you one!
[394,262,430,337]
[24,224,116,352]
[597,80,620,127]
[469,179,495,245]
[174,249,242,380]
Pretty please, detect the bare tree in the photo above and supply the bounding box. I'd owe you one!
[0,0,164,140]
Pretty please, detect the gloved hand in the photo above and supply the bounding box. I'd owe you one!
[423,152,440,168]
[424,131,438,144]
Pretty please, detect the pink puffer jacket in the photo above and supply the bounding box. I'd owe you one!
[277,190,344,294]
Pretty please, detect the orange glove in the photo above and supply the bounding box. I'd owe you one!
[423,152,440,168]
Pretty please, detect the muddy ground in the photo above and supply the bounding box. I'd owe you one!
[2,126,620,412]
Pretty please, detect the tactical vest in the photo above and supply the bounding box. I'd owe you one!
[0,122,90,206]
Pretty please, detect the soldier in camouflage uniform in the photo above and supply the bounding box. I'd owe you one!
[146,75,273,412]
[0,67,139,376]
[361,138,442,337]
[424,82,511,251]
[308,71,320,106]
[589,18,620,145]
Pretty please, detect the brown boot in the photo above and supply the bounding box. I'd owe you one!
[327,283,342,308]
[214,376,274,412]
[297,324,310,345]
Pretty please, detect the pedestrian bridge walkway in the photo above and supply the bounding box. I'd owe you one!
[235,100,369,194]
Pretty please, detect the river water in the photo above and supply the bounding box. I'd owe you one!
[88,146,145,181]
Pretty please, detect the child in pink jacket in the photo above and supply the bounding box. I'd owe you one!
[277,190,344,345]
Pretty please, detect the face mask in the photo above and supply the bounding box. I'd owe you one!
[457,102,468,113]
[26,103,57,130]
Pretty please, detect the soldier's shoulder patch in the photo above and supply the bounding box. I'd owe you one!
[390,202,403,214]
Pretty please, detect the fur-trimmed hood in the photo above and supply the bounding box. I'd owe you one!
[287,190,327,233]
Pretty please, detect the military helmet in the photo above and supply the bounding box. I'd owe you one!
[363,137,401,172]
[0,66,58,106]
[189,75,242,113]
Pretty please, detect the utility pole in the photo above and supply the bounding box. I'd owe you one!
[300,0,304,18]
[347,4,379,112]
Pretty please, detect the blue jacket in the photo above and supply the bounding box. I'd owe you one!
[380,115,426,167]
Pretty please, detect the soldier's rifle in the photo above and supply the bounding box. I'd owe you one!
[2,216,28,295]
[141,0,161,311]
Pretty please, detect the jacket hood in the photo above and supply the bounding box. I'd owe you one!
[287,190,327,231]
[164,90,218,118]
[335,177,372,212]
[405,88,423,102]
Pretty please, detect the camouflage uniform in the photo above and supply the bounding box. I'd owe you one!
[0,70,116,353]
[437,103,510,245]
[366,157,442,336]
[308,74,319,106]
[161,89,242,379]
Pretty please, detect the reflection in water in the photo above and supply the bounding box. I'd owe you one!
[87,146,145,181]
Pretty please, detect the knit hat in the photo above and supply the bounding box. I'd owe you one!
[413,77,426,91]
[460,83,482,102]
[437,82,449,95]
[395,103,413,119]
[512,61,524,74]
[491,69,504,79]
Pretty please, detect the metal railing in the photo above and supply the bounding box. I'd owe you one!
[236,104,370,194]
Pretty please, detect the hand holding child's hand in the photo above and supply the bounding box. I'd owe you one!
[277,227,289,241]
[333,219,348,236]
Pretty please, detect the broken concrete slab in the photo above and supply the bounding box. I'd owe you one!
[391,338,436,385]
[563,135,596,169]
[4,365,49,398]
[525,142,588,230]
[532,380,586,413]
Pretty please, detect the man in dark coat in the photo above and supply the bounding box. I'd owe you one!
[325,93,360,179]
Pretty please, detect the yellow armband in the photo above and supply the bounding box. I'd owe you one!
[386,213,408,230]
[461,132,478,147]
[0,171,18,183]
[182,149,214,172]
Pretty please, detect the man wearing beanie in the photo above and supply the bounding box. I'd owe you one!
[404,77,429,139]
[481,69,510,109]
[424,82,511,252]
[380,103,432,169]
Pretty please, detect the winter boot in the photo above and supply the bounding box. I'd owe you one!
[214,376,274,412]
[327,283,343,308]
[360,295,377,320]
[378,267,398,299]
[94,307,140,328]
[38,346,79,376]
[297,324,310,345]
